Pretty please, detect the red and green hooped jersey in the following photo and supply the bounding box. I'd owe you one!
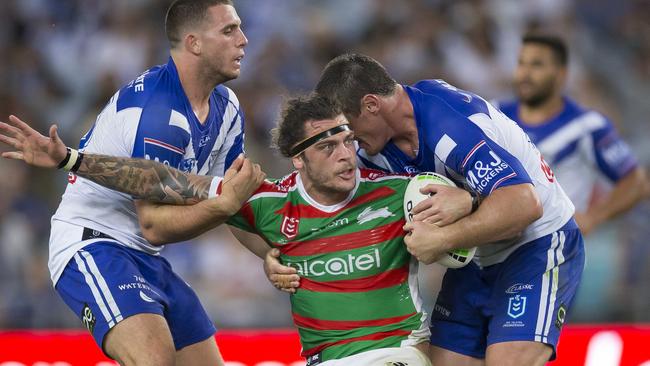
[227,168,429,361]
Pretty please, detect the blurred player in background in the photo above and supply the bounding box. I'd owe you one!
[495,34,650,236]
[0,0,259,365]
[314,53,585,366]
[1,95,439,365]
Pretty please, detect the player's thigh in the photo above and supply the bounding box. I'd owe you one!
[487,224,584,360]
[55,242,169,352]
[104,313,175,366]
[430,262,490,359]
[176,337,225,366]
[430,345,484,366]
[162,258,217,351]
[485,341,551,366]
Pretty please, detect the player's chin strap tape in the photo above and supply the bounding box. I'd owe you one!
[290,124,351,157]
[57,147,85,172]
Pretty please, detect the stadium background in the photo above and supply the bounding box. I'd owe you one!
[0,0,648,364]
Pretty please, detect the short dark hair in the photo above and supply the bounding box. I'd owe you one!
[165,0,233,48]
[522,34,568,66]
[271,94,341,157]
[315,53,397,118]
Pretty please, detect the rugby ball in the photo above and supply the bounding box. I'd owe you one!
[403,172,476,268]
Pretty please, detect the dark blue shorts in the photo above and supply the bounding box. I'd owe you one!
[429,219,585,360]
[55,241,216,351]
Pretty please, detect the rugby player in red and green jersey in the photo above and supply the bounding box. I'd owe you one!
[1,94,477,365]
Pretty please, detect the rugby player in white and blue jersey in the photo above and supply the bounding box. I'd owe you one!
[316,54,586,366]
[1,1,259,365]
[495,34,649,236]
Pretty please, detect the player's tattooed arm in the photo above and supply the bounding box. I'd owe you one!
[0,115,224,205]
[76,154,211,205]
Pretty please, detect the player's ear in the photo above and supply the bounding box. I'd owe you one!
[184,33,201,55]
[361,94,380,114]
[291,154,304,170]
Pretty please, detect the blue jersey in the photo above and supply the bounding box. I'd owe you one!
[496,97,638,212]
[49,57,245,284]
[358,79,574,266]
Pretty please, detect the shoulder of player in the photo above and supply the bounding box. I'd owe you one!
[562,99,614,133]
[212,84,242,111]
[115,64,169,111]
[248,172,300,201]
[491,98,517,117]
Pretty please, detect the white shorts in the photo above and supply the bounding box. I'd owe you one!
[320,346,431,366]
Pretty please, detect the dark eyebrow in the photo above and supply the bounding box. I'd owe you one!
[220,20,240,32]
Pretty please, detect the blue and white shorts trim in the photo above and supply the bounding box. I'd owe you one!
[429,219,584,360]
[56,241,216,352]
[72,250,125,329]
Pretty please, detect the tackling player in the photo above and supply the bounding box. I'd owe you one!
[0,1,261,365]
[495,34,649,236]
[1,95,438,365]
[314,53,585,366]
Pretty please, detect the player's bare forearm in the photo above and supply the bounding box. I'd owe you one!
[136,199,233,245]
[77,154,211,205]
[444,183,542,248]
[229,226,271,259]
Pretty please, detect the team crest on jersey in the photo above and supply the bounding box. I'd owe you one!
[507,295,527,319]
[281,215,300,240]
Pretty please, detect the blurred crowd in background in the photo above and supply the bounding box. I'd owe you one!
[0,0,648,330]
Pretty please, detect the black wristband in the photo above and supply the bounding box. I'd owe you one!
[471,193,481,213]
[70,152,84,172]
[57,147,72,169]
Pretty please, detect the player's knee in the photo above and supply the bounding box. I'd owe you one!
[486,341,552,366]
[104,314,176,366]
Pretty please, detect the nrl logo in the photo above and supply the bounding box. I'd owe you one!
[281,216,299,240]
[357,206,394,224]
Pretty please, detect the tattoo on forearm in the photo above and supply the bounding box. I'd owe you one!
[77,154,212,204]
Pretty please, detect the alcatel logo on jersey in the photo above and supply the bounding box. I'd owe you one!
[466,150,511,194]
[286,248,381,277]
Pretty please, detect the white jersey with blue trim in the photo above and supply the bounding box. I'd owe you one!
[49,57,245,284]
[495,97,638,213]
[358,79,574,266]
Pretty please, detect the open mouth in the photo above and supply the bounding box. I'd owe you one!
[337,168,355,180]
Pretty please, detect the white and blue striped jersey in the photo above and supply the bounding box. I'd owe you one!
[358,79,574,266]
[49,57,245,284]
[495,97,638,213]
